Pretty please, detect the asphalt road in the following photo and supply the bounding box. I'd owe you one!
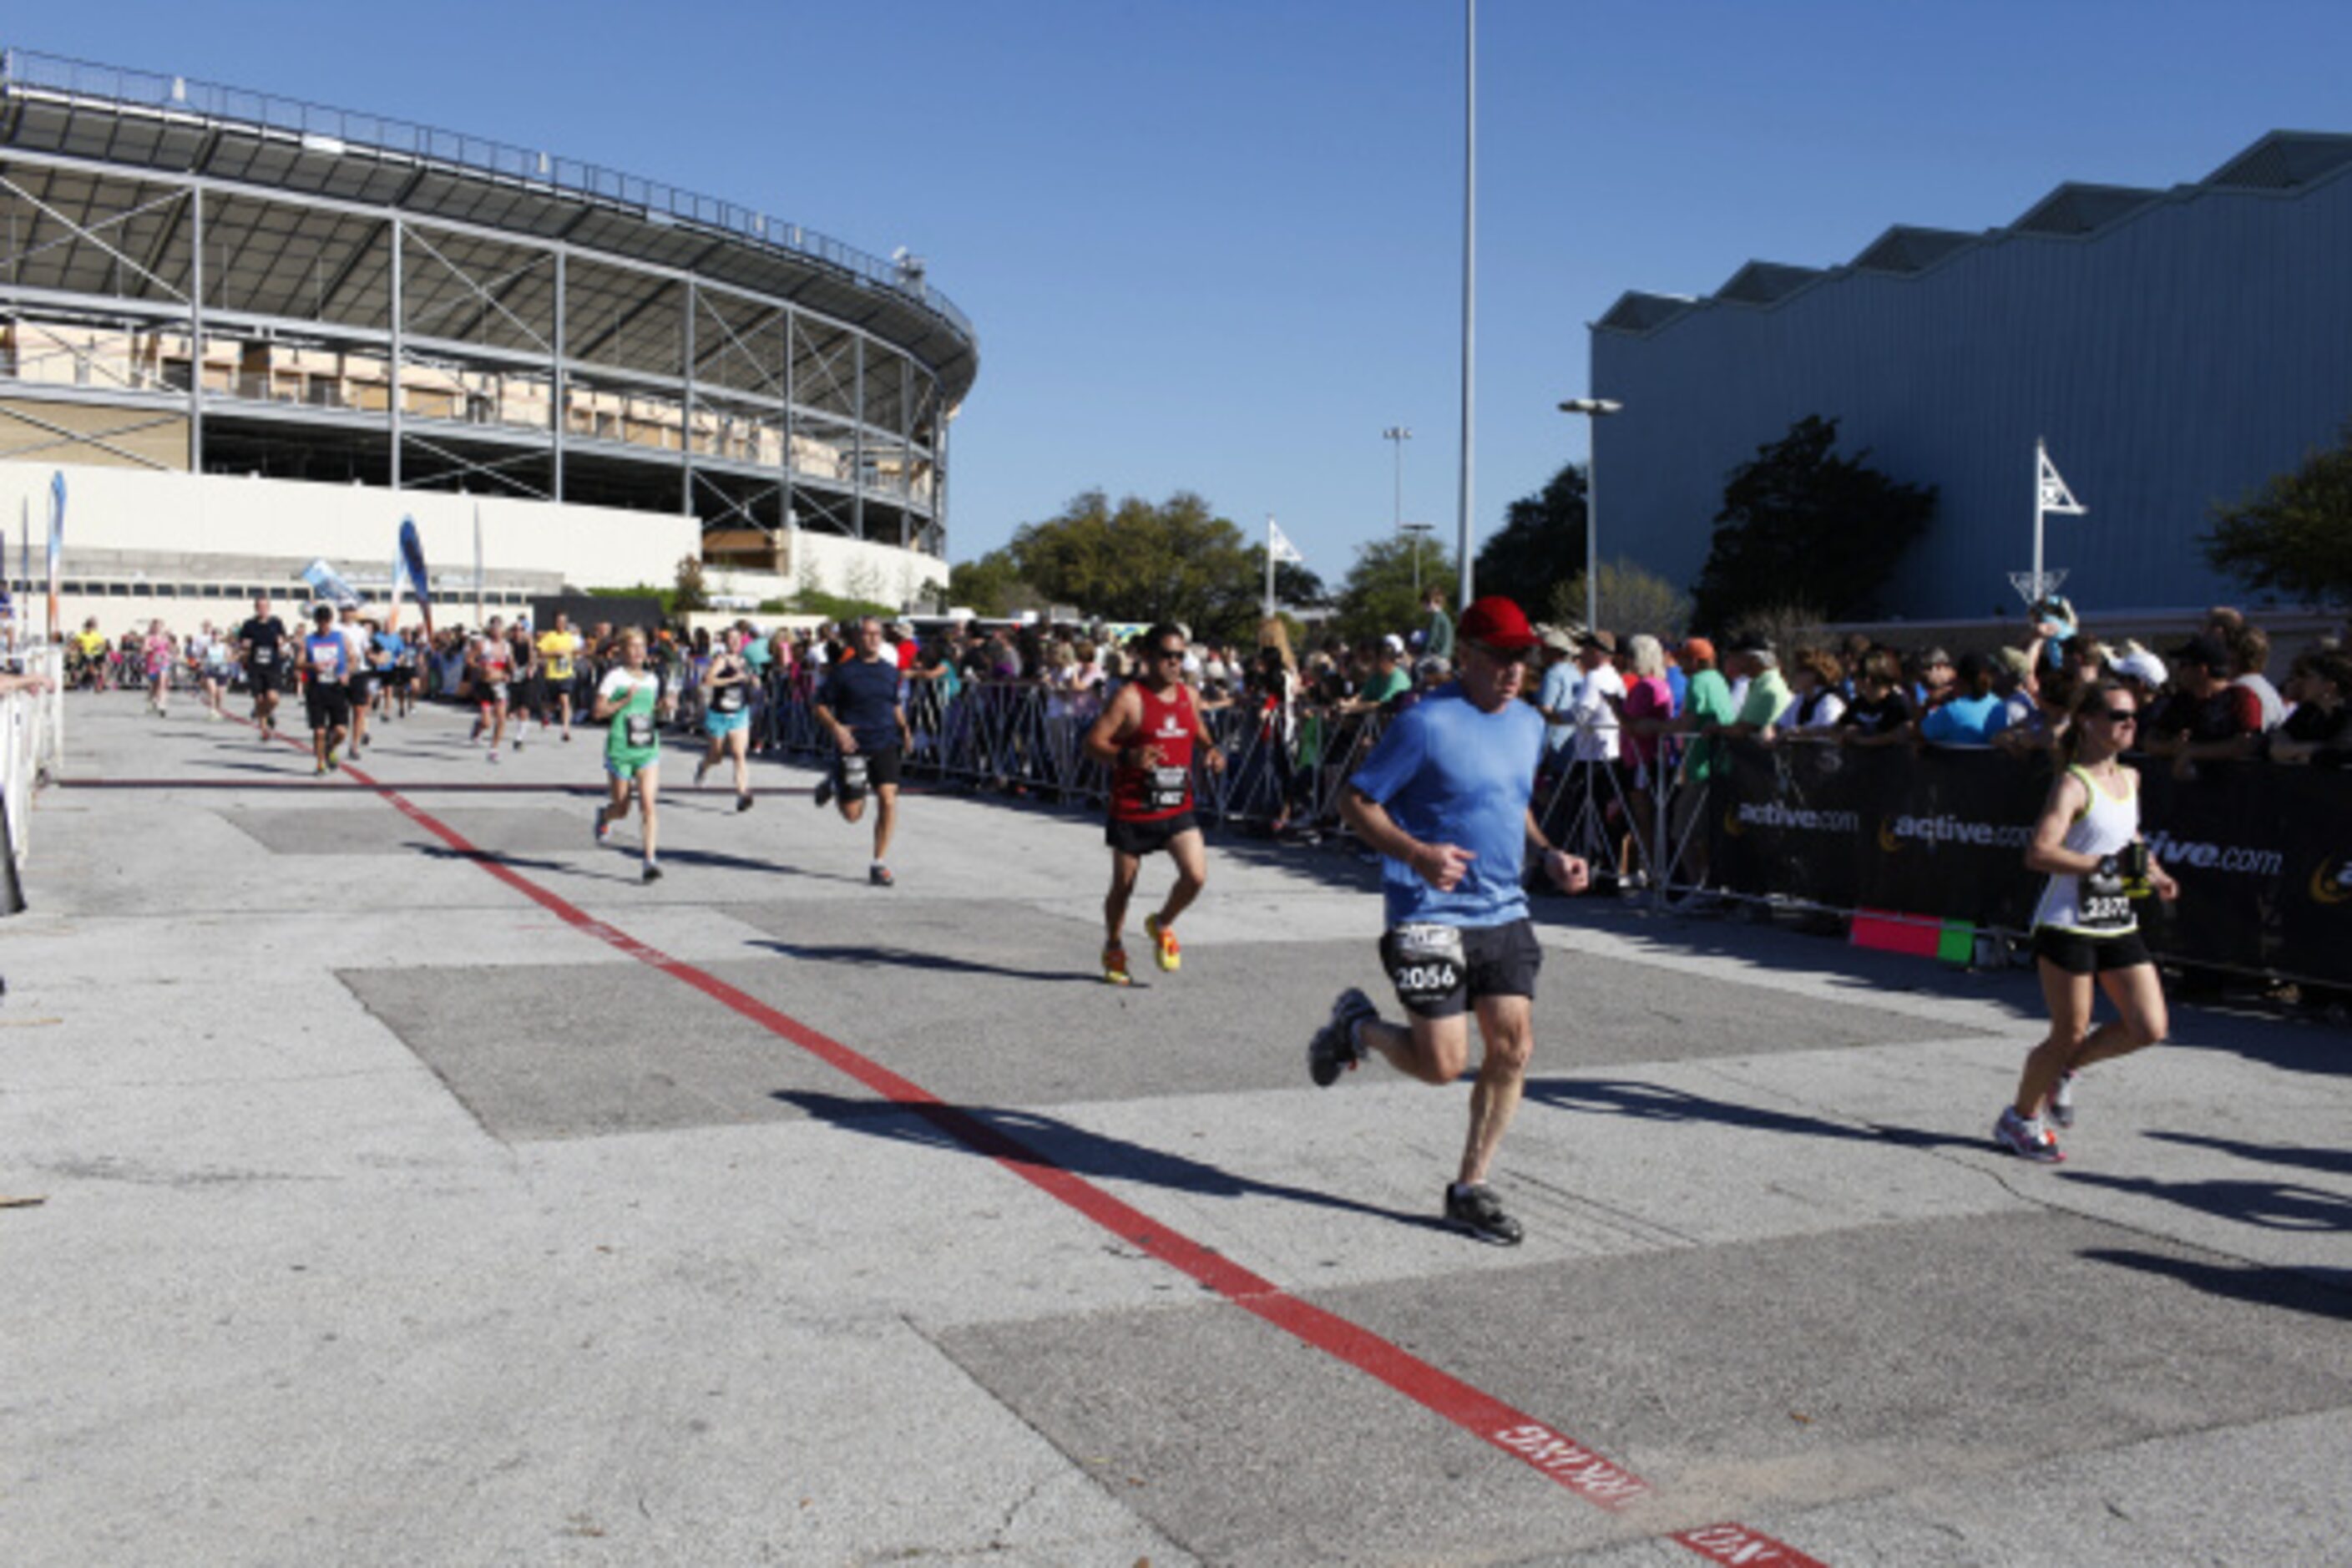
[5,696,2346,1566]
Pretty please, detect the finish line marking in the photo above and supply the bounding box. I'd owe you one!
[221,718,1826,1565]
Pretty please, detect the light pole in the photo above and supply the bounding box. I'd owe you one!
[1382,426,1412,534]
[1558,397,1623,633]
[1399,521,1435,597]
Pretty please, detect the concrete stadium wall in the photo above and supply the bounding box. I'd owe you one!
[1590,163,2352,620]
[0,461,943,635]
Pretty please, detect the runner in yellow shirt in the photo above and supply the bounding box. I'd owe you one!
[537,612,584,742]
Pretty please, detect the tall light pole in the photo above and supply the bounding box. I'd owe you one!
[1399,521,1435,597]
[1558,397,1622,633]
[1455,0,1476,610]
[1382,426,1412,534]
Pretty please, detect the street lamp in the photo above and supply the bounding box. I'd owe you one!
[1382,426,1412,534]
[1557,397,1623,633]
[1399,521,1435,597]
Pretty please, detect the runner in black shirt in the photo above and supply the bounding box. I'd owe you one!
[237,594,290,739]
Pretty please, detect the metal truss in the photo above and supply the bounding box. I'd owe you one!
[0,397,179,468]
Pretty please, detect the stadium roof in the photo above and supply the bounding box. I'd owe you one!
[1596,129,2352,338]
[0,48,975,403]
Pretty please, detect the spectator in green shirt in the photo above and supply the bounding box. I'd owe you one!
[1421,588,1455,664]
[1673,637,1737,782]
[1345,635,1414,711]
[1726,637,1793,738]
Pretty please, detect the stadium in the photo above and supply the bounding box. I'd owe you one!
[1589,130,2352,623]
[0,48,975,625]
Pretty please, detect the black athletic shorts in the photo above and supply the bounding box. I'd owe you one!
[1105,810,1201,858]
[835,745,903,800]
[305,680,352,732]
[2032,925,2152,975]
[1379,918,1543,1019]
[348,670,375,703]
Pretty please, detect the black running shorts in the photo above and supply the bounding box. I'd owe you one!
[836,745,903,800]
[1105,811,1201,858]
[2032,925,2152,975]
[1378,918,1542,1019]
[305,680,352,732]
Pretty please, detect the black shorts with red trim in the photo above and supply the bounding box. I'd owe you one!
[1105,810,1200,858]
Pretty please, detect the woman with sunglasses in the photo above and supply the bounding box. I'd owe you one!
[1996,679,2178,1162]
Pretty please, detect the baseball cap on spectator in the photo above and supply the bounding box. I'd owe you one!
[1576,629,1619,655]
[1921,646,1954,668]
[1379,633,1406,657]
[2109,648,2167,688]
[1682,636,1717,668]
[1539,626,1577,655]
[1993,647,2034,682]
[2169,633,2232,672]
[1455,595,1539,652]
[1414,655,1451,681]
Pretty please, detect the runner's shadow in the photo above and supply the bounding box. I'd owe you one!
[747,938,1100,983]
[773,1090,1451,1232]
[1520,1077,1980,1153]
[2142,1131,2352,1180]
[409,842,574,874]
[2077,1248,2352,1323]
[2060,1170,2352,1232]
[653,847,824,877]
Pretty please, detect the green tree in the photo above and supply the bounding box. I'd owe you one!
[1691,414,1936,629]
[1549,557,1692,640]
[2203,421,2352,605]
[1479,462,1587,614]
[1006,489,1261,637]
[1333,534,1458,646]
[673,554,711,615]
[946,549,1036,617]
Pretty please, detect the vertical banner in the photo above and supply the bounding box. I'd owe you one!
[398,517,433,637]
[45,469,64,645]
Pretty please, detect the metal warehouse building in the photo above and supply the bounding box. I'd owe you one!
[1590,131,2352,621]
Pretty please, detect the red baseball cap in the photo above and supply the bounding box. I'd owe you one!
[1455,595,1539,653]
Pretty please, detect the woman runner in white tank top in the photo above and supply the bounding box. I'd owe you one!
[1996,679,2179,1163]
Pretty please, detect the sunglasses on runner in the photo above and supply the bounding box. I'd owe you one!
[2101,707,2137,723]
[1155,645,1186,660]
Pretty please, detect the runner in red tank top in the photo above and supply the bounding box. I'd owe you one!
[1083,623,1226,984]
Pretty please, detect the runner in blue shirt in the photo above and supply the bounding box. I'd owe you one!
[299,604,352,774]
[813,617,914,887]
[1304,595,1592,1245]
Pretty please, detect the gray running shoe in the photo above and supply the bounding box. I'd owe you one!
[1993,1105,2063,1163]
[2048,1071,2077,1129]
[1444,1183,1524,1246]
[1308,988,1378,1087]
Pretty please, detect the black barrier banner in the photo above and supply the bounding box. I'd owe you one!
[1707,742,2352,987]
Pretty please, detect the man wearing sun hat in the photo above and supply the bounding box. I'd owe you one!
[1304,594,1592,1246]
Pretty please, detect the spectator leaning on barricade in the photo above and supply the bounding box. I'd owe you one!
[1920,651,2011,746]
[1913,646,1957,711]
[2143,633,2265,773]
[1722,635,1789,740]
[2229,625,2286,731]
[1782,647,1847,732]
[1837,648,1914,746]
[2270,650,2352,766]
[1532,627,1580,766]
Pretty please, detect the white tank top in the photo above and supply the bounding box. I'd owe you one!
[2031,764,2141,935]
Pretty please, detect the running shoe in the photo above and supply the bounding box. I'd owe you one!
[812,775,834,809]
[1444,1183,1525,1247]
[642,861,663,883]
[314,760,327,776]
[2048,1071,2077,1130]
[736,793,755,813]
[1308,988,1378,1087]
[1993,1106,2064,1163]
[594,807,612,845]
[1101,942,1131,986]
[562,731,573,743]
[869,864,895,888]
[695,758,711,789]
[513,737,524,751]
[469,719,483,743]
[487,750,500,765]
[324,746,340,771]
[1144,913,1181,973]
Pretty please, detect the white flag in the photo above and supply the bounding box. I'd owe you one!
[1267,520,1304,565]
[2038,448,2086,516]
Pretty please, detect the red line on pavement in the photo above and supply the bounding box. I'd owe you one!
[223,719,1826,1565]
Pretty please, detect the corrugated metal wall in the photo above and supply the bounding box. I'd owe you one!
[1590,164,2352,621]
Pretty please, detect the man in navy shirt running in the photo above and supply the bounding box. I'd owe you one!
[1306,595,1592,1244]
[814,617,914,887]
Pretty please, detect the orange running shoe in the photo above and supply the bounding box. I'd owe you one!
[1101,942,1132,986]
[1144,913,1181,973]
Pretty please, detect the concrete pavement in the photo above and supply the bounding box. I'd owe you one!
[4,695,2346,1565]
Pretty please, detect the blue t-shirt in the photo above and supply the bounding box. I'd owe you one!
[1665,665,1689,711]
[372,630,404,666]
[1920,691,2008,746]
[1348,683,1545,928]
[305,631,348,680]
[820,655,903,752]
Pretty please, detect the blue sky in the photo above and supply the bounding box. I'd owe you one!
[21,2,2351,584]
